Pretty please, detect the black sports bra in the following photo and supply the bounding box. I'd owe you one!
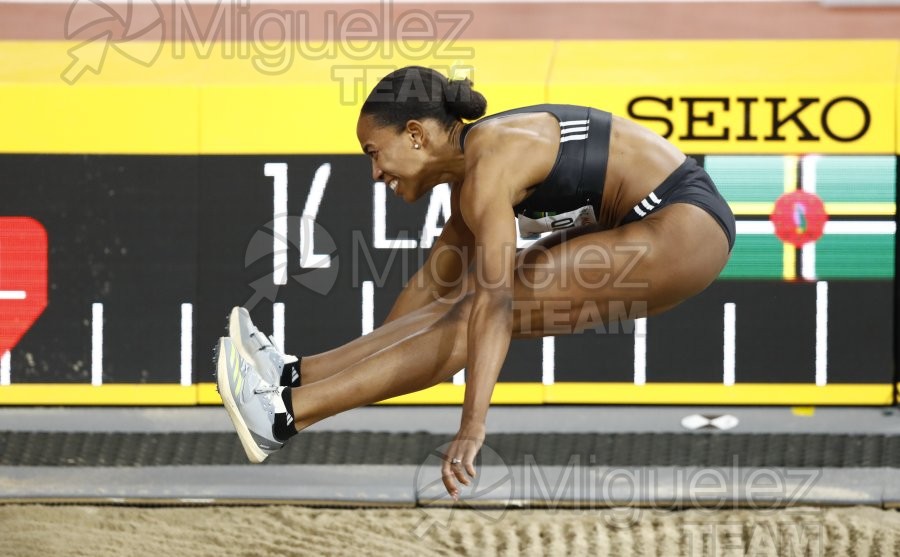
[459,104,612,235]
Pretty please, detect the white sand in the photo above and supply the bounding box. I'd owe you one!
[2,504,899,556]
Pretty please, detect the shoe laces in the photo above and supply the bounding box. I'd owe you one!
[252,385,280,416]
[248,327,273,350]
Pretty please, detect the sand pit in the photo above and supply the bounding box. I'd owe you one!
[2,504,900,556]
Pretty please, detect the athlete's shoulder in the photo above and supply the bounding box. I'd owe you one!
[480,103,598,119]
[462,104,609,147]
[460,104,570,151]
[460,107,563,189]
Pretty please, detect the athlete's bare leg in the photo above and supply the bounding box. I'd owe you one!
[511,203,729,337]
[290,203,729,430]
[299,299,458,385]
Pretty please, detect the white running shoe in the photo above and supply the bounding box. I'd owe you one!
[215,336,290,463]
[228,306,300,387]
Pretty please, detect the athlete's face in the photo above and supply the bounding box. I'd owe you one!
[357,115,431,203]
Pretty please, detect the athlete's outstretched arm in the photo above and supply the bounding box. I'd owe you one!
[383,185,475,324]
[441,157,518,499]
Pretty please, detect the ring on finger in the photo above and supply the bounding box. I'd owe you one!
[450,458,461,465]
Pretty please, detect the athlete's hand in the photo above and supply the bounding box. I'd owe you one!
[442,422,486,500]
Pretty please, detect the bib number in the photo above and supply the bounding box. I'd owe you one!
[517,205,598,239]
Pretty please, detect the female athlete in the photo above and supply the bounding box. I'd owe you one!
[215,65,735,500]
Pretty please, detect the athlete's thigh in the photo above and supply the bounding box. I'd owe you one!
[510,203,729,337]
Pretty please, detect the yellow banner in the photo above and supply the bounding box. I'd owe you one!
[0,41,553,154]
[0,382,892,406]
[0,40,897,154]
[549,41,899,154]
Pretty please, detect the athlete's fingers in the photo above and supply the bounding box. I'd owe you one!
[465,456,477,479]
[451,453,469,486]
[455,437,482,485]
[442,442,465,499]
[441,464,460,500]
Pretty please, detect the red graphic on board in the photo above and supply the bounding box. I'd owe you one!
[770,191,828,248]
[0,218,48,356]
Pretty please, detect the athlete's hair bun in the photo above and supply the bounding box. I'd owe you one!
[443,78,487,121]
[361,66,489,132]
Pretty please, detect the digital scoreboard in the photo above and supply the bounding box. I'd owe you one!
[0,152,894,404]
[0,40,896,405]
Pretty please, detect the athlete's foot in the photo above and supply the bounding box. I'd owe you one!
[228,306,301,387]
[214,336,294,463]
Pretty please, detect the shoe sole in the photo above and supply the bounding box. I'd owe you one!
[215,338,269,464]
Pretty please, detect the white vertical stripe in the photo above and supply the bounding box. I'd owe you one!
[300,163,333,268]
[542,336,555,385]
[362,281,374,335]
[801,244,816,280]
[816,281,828,387]
[633,318,647,386]
[264,162,288,285]
[1,351,9,386]
[723,303,736,386]
[91,303,103,386]
[180,303,193,386]
[801,155,818,193]
[272,303,285,357]
[801,155,818,281]
[453,369,465,385]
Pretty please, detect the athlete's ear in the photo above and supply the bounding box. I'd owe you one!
[405,120,425,149]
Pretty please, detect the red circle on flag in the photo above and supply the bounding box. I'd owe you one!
[770,191,828,248]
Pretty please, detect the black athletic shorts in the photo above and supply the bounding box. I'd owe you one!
[620,156,736,251]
